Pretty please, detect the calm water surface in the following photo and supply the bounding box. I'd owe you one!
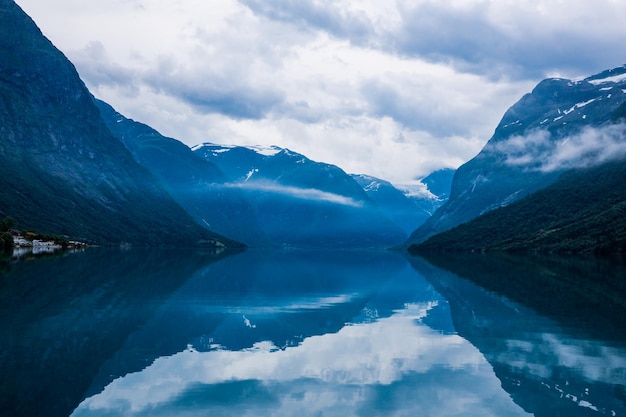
[1,248,625,417]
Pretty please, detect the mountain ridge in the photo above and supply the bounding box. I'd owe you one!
[0,0,238,247]
[194,143,408,248]
[406,65,626,248]
[411,160,626,254]
[93,99,269,247]
[350,172,451,234]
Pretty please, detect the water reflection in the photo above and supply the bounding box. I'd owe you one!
[67,249,527,417]
[67,251,524,416]
[1,249,625,416]
[73,304,523,417]
[0,248,232,417]
[413,253,626,417]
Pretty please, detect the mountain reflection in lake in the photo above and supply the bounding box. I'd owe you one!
[1,249,625,417]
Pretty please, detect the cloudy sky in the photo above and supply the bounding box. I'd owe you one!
[15,0,626,185]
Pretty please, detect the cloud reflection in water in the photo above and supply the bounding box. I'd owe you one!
[72,302,530,417]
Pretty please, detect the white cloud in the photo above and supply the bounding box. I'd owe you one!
[13,0,626,182]
[240,0,626,80]
[541,124,626,172]
[71,302,528,417]
[223,181,364,207]
[492,124,626,172]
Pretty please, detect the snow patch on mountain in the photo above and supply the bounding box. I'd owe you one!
[395,182,437,200]
[364,181,381,192]
[352,174,382,192]
[191,143,283,157]
[588,73,626,85]
[245,168,259,182]
[191,142,215,151]
[563,99,596,115]
[246,145,282,156]
[190,143,236,155]
[211,148,232,154]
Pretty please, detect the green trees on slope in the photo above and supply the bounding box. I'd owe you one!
[0,217,15,251]
[411,161,626,254]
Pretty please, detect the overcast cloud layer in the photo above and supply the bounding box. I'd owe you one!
[15,0,626,184]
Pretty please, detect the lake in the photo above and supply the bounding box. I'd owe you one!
[1,248,625,417]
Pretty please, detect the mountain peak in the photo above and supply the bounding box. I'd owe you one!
[244,144,284,156]
[583,65,626,85]
[406,65,626,246]
[492,66,626,143]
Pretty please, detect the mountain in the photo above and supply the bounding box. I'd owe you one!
[350,172,451,234]
[0,0,238,246]
[407,66,626,247]
[410,160,626,253]
[420,168,455,201]
[94,97,413,247]
[194,143,407,248]
[93,99,269,246]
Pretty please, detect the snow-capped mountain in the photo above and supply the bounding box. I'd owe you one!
[94,100,269,246]
[407,65,626,246]
[194,143,407,248]
[350,172,452,234]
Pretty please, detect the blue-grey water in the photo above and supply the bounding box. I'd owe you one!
[1,248,625,417]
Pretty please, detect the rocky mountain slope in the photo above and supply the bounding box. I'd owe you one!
[407,66,626,248]
[96,98,416,247]
[94,99,268,246]
[411,159,626,253]
[0,0,236,246]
